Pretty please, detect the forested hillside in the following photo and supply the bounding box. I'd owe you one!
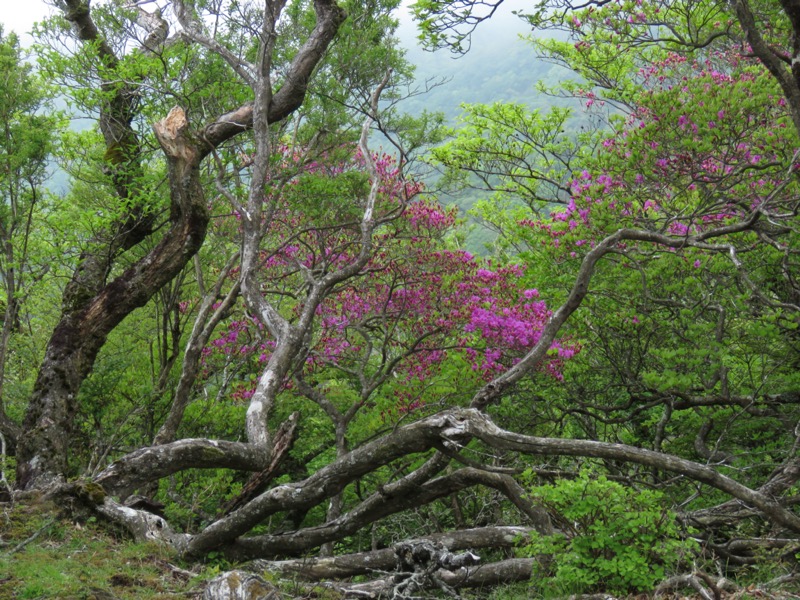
[399,5,579,252]
[399,2,568,119]
[2,1,800,599]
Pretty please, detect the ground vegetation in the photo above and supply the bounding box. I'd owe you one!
[3,0,800,598]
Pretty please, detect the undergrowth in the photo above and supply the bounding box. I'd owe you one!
[2,496,799,600]
[0,498,208,599]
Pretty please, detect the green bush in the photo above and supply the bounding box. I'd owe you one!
[521,470,695,595]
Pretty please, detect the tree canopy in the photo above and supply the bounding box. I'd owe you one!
[2,0,800,598]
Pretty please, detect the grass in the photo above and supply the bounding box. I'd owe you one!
[3,496,800,600]
[0,499,210,599]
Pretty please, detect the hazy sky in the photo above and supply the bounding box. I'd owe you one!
[0,1,420,42]
[1,1,530,49]
[3,1,53,42]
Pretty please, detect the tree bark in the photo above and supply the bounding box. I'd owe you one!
[89,408,800,562]
[15,0,347,491]
[319,558,536,598]
[253,526,536,580]
[16,106,210,489]
[184,412,466,557]
[94,436,271,499]
[222,467,547,560]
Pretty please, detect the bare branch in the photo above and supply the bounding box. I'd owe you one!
[471,217,763,410]
[171,0,256,85]
[253,526,536,580]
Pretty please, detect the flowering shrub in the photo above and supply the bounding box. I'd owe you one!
[200,147,577,418]
[530,59,798,255]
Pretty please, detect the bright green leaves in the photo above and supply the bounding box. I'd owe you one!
[0,26,59,258]
[429,101,582,208]
[0,30,59,196]
[532,35,645,106]
[522,470,695,594]
[0,28,62,421]
[409,0,465,52]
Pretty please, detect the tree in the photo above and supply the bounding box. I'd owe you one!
[0,28,59,451]
[15,0,349,489]
[5,0,800,597]
[412,0,800,590]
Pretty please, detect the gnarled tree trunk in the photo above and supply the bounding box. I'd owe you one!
[15,0,347,491]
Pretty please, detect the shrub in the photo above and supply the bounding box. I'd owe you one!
[521,469,695,595]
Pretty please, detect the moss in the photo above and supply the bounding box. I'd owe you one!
[200,445,227,461]
[1,497,53,534]
[78,481,107,505]
[0,500,211,599]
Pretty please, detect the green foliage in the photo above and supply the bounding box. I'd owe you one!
[7,0,800,596]
[0,26,62,424]
[521,471,696,595]
[285,169,371,224]
[430,102,580,205]
[0,29,59,184]
[0,500,218,598]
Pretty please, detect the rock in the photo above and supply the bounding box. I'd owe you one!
[203,570,281,600]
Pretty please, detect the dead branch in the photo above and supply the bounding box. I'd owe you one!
[251,526,535,580]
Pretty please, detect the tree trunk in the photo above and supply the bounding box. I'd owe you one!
[16,107,209,489]
[14,0,347,491]
[254,526,536,579]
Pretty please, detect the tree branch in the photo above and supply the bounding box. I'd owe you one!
[253,526,535,580]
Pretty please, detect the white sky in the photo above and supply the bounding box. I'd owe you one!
[2,1,54,42]
[1,1,530,50]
